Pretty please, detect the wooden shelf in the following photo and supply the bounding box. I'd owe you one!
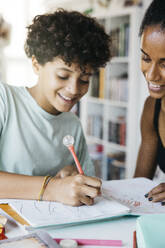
[111,57,129,64]
[88,97,128,108]
[87,136,127,152]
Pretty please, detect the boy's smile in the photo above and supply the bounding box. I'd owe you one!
[28,57,92,115]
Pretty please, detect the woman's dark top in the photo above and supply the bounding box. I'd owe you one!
[154,98,165,173]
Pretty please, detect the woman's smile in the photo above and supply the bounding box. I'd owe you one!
[148,82,165,92]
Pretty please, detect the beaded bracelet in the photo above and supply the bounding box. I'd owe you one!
[38,175,53,201]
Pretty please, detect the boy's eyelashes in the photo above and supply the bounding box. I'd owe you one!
[57,75,89,84]
[79,79,89,84]
[58,75,68,80]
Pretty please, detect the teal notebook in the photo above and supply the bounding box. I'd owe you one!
[136,214,165,248]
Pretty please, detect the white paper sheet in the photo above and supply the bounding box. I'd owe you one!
[102,177,165,214]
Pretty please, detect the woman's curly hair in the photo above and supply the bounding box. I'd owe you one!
[24,9,111,70]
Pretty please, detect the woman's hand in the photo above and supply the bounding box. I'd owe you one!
[55,165,78,178]
[146,183,165,204]
[44,174,102,206]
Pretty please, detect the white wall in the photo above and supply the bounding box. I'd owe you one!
[0,0,44,87]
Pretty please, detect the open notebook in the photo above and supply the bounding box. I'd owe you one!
[0,196,130,229]
[0,177,164,229]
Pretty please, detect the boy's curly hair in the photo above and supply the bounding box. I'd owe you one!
[139,0,165,36]
[24,9,111,70]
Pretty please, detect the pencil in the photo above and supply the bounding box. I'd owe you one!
[133,231,137,248]
[63,135,84,175]
[68,145,84,175]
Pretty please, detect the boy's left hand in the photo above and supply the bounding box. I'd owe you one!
[55,165,78,178]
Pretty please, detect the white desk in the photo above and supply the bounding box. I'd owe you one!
[4,214,138,248]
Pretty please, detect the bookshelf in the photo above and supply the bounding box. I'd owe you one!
[80,6,143,180]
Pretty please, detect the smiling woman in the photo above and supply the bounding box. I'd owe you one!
[140,27,165,98]
[134,0,165,205]
[0,9,111,206]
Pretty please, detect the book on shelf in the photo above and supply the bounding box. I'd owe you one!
[89,68,105,99]
[107,151,125,179]
[99,68,105,99]
[106,73,128,102]
[87,114,103,139]
[124,23,129,56]
[108,165,125,180]
[89,71,99,98]
[119,23,125,57]
[110,23,130,57]
[89,66,130,102]
[118,115,126,146]
[108,115,126,146]
[124,0,142,7]
[110,27,120,57]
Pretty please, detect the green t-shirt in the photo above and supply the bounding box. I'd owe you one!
[0,82,94,176]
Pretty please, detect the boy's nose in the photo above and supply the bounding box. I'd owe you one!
[66,81,79,95]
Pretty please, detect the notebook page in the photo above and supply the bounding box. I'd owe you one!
[102,177,165,215]
[5,196,129,227]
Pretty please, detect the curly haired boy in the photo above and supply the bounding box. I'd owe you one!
[0,9,111,206]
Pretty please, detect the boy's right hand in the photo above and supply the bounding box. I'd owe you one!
[44,174,102,206]
[55,165,78,178]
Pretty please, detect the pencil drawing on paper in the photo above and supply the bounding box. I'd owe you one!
[8,195,129,227]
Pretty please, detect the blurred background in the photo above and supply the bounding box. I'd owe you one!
[0,0,150,86]
[1,0,161,181]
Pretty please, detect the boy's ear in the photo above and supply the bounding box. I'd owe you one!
[32,55,41,75]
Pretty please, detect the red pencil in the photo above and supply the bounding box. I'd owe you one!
[133,231,137,248]
[63,135,84,175]
[68,145,84,175]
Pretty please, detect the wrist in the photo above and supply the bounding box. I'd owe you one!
[38,176,53,201]
[42,177,60,202]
